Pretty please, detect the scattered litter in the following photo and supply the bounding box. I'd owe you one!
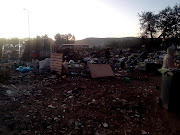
[6,90,19,97]
[16,66,32,73]
[48,105,56,109]
[141,130,149,135]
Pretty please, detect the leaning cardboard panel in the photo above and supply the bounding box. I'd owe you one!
[88,64,115,78]
[50,53,63,74]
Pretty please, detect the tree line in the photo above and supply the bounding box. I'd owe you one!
[138,4,180,50]
[139,4,180,39]
[0,33,75,59]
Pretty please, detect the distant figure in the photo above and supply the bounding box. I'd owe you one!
[119,50,123,55]
[162,47,175,68]
[105,48,110,64]
[30,51,38,61]
[121,60,125,69]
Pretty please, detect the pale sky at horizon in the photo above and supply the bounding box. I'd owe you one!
[0,0,179,40]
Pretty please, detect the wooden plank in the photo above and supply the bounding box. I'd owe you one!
[56,71,62,74]
[50,56,63,58]
[51,64,62,67]
[88,64,114,78]
[50,64,62,67]
[50,66,62,70]
[50,61,63,64]
[51,53,63,58]
[51,56,63,59]
[50,53,63,74]
[50,62,63,66]
[50,57,63,60]
[51,59,63,63]
[50,68,62,72]
[51,53,63,56]
[51,63,62,66]
[51,57,62,59]
[51,69,62,71]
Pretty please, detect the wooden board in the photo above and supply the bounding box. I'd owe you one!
[50,53,63,74]
[88,64,115,78]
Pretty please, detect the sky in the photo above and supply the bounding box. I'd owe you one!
[0,0,179,40]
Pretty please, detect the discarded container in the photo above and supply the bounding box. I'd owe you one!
[124,77,130,83]
[161,69,180,112]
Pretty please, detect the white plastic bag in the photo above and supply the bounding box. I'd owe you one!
[39,58,50,70]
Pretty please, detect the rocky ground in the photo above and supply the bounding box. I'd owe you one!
[0,68,180,135]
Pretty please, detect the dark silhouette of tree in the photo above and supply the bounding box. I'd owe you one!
[42,34,50,50]
[21,34,54,61]
[157,5,180,39]
[139,4,180,39]
[138,12,157,39]
[54,33,75,49]
[138,4,180,50]
[35,36,43,53]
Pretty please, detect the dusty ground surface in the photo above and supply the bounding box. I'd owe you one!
[0,68,180,135]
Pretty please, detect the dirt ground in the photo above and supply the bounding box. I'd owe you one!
[0,69,180,135]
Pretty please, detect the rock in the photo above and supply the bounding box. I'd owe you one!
[102,123,109,128]
[54,117,59,122]
[67,90,72,94]
[120,99,128,103]
[69,96,73,99]
[53,98,58,101]
[5,90,19,97]
[47,126,52,129]
[62,75,66,78]
[21,130,29,134]
[48,105,56,109]
[75,121,82,126]
[35,131,41,135]
[72,87,84,94]
[141,130,149,135]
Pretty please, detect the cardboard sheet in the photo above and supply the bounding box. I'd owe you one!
[88,64,114,78]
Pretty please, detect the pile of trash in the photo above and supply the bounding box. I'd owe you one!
[1,45,180,77]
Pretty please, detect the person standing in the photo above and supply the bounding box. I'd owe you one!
[162,47,176,68]
[105,48,110,64]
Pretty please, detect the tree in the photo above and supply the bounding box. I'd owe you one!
[139,4,180,50]
[54,33,75,49]
[138,12,157,39]
[139,4,180,39]
[157,5,180,39]
[35,36,43,53]
[42,34,50,50]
